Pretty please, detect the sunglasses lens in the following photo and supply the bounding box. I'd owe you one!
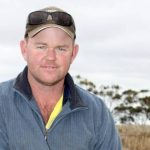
[29,11,48,25]
[52,12,73,26]
[28,11,73,27]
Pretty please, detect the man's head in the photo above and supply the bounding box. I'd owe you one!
[25,6,76,40]
[20,6,78,86]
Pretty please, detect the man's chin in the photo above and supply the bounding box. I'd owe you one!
[36,77,65,86]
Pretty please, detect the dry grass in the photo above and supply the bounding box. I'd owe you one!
[117,125,150,150]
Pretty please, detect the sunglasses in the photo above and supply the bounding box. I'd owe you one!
[27,11,75,28]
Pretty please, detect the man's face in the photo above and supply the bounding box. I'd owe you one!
[20,28,78,86]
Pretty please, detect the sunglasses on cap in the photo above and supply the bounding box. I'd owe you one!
[27,11,75,28]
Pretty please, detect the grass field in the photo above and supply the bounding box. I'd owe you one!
[118,125,150,150]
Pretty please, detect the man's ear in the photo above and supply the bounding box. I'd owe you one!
[20,39,28,61]
[71,44,79,64]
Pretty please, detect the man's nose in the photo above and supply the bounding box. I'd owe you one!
[46,48,56,60]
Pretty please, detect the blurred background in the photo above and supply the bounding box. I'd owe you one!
[0,0,149,90]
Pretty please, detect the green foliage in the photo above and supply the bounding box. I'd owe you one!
[125,95,133,103]
[140,89,149,93]
[115,105,127,112]
[120,116,134,124]
[75,75,150,124]
[139,96,150,106]
[129,106,143,114]
[112,94,122,100]
[122,89,138,96]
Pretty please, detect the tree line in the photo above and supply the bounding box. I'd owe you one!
[75,75,150,124]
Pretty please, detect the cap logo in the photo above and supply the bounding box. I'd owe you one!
[47,15,52,21]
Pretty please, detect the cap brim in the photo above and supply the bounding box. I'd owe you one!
[28,24,74,39]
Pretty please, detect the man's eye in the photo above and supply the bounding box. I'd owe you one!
[36,45,47,50]
[57,47,66,51]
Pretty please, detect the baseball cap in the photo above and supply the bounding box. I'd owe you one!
[24,6,76,39]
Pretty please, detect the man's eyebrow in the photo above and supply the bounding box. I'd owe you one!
[34,42,48,45]
[56,45,69,48]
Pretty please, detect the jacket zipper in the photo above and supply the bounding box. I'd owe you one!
[47,107,88,133]
[44,128,49,141]
[15,90,88,144]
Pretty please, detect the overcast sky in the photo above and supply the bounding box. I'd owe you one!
[0,0,150,90]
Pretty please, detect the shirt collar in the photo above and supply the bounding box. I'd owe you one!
[13,66,85,109]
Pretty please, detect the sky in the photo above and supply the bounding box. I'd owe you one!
[0,0,150,90]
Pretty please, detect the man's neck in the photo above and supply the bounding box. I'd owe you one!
[28,74,65,123]
[28,76,64,102]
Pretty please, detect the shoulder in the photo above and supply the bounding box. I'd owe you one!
[75,85,121,147]
[75,84,116,125]
[0,79,14,93]
[0,79,15,104]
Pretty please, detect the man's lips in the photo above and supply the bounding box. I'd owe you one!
[41,65,58,70]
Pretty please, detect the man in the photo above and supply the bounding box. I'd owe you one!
[0,6,122,150]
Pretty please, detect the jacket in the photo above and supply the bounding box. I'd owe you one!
[0,67,122,150]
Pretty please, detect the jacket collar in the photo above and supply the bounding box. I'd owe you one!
[13,66,85,109]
